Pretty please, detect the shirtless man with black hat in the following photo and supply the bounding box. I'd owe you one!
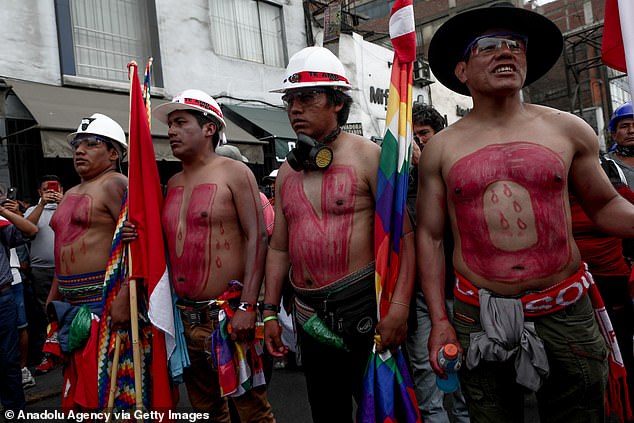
[418,2,634,421]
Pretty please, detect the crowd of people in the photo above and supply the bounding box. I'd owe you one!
[2,2,634,422]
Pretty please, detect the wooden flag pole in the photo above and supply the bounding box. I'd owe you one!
[127,62,144,414]
[106,333,123,421]
[129,276,143,411]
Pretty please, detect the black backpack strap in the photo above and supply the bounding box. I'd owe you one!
[600,154,627,186]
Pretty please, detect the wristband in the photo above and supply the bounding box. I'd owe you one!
[238,302,257,312]
[262,303,281,313]
[390,300,410,308]
[262,315,279,323]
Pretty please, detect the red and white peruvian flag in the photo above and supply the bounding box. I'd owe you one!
[602,0,634,98]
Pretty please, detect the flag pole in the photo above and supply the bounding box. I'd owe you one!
[127,61,144,413]
[106,334,122,420]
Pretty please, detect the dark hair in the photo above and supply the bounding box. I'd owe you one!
[103,139,124,161]
[412,103,446,134]
[325,89,353,127]
[40,175,59,185]
[186,110,221,148]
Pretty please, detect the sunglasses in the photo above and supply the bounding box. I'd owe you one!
[282,88,328,108]
[463,32,528,60]
[70,135,113,150]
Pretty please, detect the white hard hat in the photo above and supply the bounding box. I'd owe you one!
[271,47,351,93]
[215,145,248,162]
[262,169,278,183]
[154,89,226,130]
[67,113,127,157]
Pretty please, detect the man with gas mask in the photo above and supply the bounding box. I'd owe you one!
[262,46,415,423]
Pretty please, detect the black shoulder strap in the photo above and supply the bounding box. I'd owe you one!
[600,155,627,185]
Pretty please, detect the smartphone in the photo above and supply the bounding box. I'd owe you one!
[7,187,17,201]
[46,181,60,192]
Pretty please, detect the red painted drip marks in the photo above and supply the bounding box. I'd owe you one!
[446,143,570,281]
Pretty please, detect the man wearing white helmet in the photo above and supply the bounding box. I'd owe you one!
[46,113,129,410]
[262,47,415,422]
[149,89,274,420]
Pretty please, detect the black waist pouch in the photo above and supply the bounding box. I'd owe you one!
[298,278,377,338]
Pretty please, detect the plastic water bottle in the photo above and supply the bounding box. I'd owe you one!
[436,343,461,393]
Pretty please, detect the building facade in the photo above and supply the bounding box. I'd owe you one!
[0,0,437,205]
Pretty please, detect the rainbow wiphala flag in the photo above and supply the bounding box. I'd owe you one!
[363,1,422,422]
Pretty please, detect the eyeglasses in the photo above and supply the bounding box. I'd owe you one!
[282,89,327,108]
[463,32,528,60]
[70,135,112,150]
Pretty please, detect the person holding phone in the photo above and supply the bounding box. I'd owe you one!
[25,175,64,374]
[0,187,38,416]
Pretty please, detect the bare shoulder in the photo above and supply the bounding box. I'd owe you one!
[100,172,127,202]
[528,104,592,131]
[103,171,128,189]
[530,104,598,150]
[214,156,255,187]
[338,132,380,164]
[166,170,184,189]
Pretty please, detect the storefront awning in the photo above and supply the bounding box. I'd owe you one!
[222,104,295,162]
[6,78,265,163]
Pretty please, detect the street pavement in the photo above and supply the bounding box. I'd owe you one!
[23,363,541,422]
[24,363,312,422]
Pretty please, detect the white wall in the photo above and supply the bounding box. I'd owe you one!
[0,1,62,84]
[155,0,306,104]
[0,0,306,105]
[313,31,431,141]
[429,71,473,126]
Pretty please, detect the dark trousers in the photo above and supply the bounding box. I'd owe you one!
[454,294,608,423]
[298,326,374,423]
[0,289,26,412]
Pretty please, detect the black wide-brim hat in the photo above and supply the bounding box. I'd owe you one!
[428,2,563,96]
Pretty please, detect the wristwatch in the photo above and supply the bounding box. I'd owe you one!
[238,302,257,312]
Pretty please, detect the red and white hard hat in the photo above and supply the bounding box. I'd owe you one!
[154,89,226,132]
[271,46,351,93]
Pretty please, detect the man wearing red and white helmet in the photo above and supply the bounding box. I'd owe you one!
[149,90,274,420]
[263,47,415,422]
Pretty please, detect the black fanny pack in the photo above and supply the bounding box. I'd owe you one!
[296,272,377,338]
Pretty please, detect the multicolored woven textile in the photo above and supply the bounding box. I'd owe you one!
[96,192,151,411]
[358,341,421,423]
[364,1,421,422]
[373,0,416,320]
[210,281,266,397]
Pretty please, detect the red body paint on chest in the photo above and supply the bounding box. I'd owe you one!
[446,143,569,281]
[51,194,92,245]
[282,166,356,285]
[162,184,216,297]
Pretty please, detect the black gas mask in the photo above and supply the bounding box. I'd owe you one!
[286,133,334,172]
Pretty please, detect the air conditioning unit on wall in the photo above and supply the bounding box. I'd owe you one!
[413,58,432,86]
